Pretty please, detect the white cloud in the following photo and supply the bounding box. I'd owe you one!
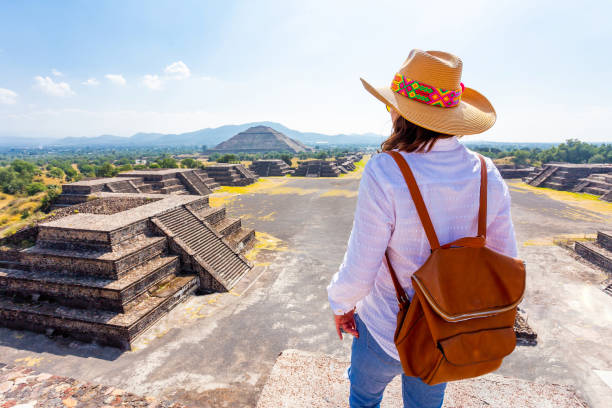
[164,61,191,79]
[142,74,162,90]
[52,69,63,77]
[0,88,18,104]
[34,76,74,97]
[105,74,126,85]
[82,78,100,86]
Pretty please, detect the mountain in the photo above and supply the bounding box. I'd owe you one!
[0,121,386,148]
[209,126,313,153]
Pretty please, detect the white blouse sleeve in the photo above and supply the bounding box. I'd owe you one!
[327,156,395,315]
[485,166,519,258]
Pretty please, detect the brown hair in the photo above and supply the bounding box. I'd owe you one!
[381,115,453,153]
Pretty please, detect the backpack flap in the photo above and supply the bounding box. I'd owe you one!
[411,246,525,323]
[438,327,516,366]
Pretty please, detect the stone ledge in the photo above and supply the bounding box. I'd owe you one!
[0,364,189,407]
[256,349,588,408]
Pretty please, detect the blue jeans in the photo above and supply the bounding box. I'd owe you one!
[348,314,446,408]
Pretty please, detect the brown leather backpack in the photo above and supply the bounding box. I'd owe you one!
[385,151,525,385]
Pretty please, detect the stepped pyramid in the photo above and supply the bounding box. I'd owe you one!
[0,171,255,348]
[209,126,311,153]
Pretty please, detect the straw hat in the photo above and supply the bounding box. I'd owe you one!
[361,49,496,135]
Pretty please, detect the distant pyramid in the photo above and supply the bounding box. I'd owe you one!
[209,126,312,153]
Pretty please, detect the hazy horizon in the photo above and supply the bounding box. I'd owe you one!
[1,1,611,143]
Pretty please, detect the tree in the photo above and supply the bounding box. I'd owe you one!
[26,182,46,196]
[217,154,238,163]
[156,157,178,168]
[95,162,116,177]
[588,153,605,164]
[181,158,198,168]
[48,167,65,179]
[279,153,292,166]
[511,150,531,166]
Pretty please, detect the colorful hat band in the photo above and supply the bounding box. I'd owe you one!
[391,73,463,108]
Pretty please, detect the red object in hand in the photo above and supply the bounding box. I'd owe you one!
[334,309,359,340]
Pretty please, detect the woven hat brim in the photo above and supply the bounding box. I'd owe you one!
[360,78,496,135]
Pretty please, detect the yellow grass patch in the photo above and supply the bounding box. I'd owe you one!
[320,189,358,198]
[507,180,612,216]
[259,212,276,221]
[523,233,597,247]
[244,231,290,262]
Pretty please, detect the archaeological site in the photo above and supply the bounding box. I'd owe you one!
[0,167,257,349]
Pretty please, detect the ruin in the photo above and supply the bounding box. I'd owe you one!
[209,125,312,153]
[574,231,612,275]
[293,160,342,177]
[0,170,255,349]
[54,168,220,209]
[495,164,535,179]
[523,163,612,201]
[249,159,292,177]
[204,163,258,186]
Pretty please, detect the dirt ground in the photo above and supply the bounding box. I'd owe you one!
[0,174,611,407]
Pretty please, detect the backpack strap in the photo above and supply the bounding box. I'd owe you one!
[386,151,441,250]
[476,153,487,239]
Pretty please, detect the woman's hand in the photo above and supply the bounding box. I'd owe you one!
[334,309,359,340]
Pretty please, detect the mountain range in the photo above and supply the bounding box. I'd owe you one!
[2,122,386,148]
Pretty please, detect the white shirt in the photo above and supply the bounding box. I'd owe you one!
[327,136,518,360]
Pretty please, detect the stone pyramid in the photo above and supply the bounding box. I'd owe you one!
[210,126,311,153]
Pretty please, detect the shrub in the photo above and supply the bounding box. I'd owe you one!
[26,182,46,196]
[181,158,198,168]
[48,167,65,179]
[217,154,238,163]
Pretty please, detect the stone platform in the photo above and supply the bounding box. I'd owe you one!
[575,230,612,274]
[0,363,189,407]
[55,169,220,209]
[204,164,258,186]
[524,163,612,201]
[256,349,588,407]
[293,160,341,177]
[0,193,254,349]
[249,160,291,177]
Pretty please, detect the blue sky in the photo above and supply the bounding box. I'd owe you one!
[1,0,611,142]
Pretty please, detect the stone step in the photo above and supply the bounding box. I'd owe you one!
[197,206,226,225]
[549,176,568,184]
[597,231,612,251]
[0,274,198,349]
[37,218,150,252]
[0,255,180,312]
[21,236,167,279]
[541,181,563,190]
[53,194,90,206]
[177,171,212,195]
[574,241,612,273]
[161,184,188,194]
[155,207,250,291]
[226,227,256,253]
[213,217,242,237]
[584,186,609,196]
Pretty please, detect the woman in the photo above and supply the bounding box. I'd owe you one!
[327,50,518,407]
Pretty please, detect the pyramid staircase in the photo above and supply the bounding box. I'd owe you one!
[249,160,291,177]
[572,173,612,201]
[205,164,258,186]
[524,164,612,195]
[293,160,341,177]
[574,231,612,274]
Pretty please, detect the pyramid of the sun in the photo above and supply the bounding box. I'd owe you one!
[210,126,311,153]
